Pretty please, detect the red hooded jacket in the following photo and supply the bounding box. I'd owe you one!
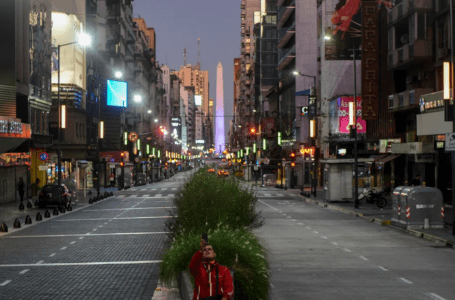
[189,251,234,299]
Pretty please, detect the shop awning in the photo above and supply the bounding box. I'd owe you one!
[377,154,401,165]
[295,89,311,96]
[365,154,389,165]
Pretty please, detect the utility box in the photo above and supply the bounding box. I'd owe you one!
[399,187,444,229]
[391,186,406,225]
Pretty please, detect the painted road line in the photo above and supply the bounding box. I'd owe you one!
[54,216,172,221]
[141,189,146,191]
[83,207,174,211]
[49,253,56,257]
[98,225,103,228]
[331,242,338,246]
[313,231,319,234]
[359,256,368,261]
[258,200,279,211]
[426,293,447,300]
[306,227,311,230]
[0,261,163,268]
[321,236,328,239]
[398,278,413,284]
[378,266,388,271]
[0,280,12,286]
[167,194,174,197]
[79,237,84,240]
[172,188,177,190]
[286,216,291,219]
[60,247,67,250]
[36,261,44,264]
[70,241,76,245]
[276,194,284,197]
[19,269,29,275]
[155,194,162,197]
[297,223,304,225]
[344,249,352,253]
[291,219,297,221]
[92,229,97,231]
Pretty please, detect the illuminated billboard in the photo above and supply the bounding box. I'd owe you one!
[107,80,128,107]
[51,12,86,89]
[338,97,366,133]
[195,95,202,106]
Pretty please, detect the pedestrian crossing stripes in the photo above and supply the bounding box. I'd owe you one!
[257,193,298,198]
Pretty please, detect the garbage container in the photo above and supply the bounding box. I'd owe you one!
[405,187,444,229]
[398,187,413,228]
[391,186,406,226]
[136,173,146,186]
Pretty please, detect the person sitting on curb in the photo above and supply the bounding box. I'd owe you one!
[189,237,234,300]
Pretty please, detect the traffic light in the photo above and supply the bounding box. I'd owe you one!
[250,127,256,135]
[120,162,124,167]
[165,162,168,170]
[291,162,296,168]
[290,151,296,159]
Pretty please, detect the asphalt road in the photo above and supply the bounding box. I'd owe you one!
[0,169,196,300]
[255,190,455,300]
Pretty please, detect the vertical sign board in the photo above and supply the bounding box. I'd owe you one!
[361,1,379,120]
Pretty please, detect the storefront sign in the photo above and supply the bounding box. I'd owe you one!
[361,1,379,120]
[300,147,315,156]
[301,106,309,116]
[0,116,31,138]
[338,97,366,133]
[445,133,455,151]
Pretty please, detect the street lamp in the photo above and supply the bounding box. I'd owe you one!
[134,94,142,103]
[55,32,91,205]
[114,71,123,79]
[294,70,317,196]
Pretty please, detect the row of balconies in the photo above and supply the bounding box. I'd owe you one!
[277,0,295,28]
[277,20,295,49]
[277,45,296,70]
[388,40,432,69]
[388,88,433,111]
[388,0,432,25]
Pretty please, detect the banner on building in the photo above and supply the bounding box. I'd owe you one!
[361,1,379,120]
[338,97,367,133]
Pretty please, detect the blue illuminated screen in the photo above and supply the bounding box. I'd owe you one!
[107,80,128,107]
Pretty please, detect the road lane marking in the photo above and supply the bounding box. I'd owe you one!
[98,225,103,228]
[161,188,168,190]
[398,278,413,284]
[321,236,328,239]
[0,260,163,268]
[359,256,368,261]
[172,188,177,190]
[0,280,12,286]
[258,200,279,211]
[36,261,44,264]
[426,293,447,300]
[276,194,284,197]
[19,269,29,274]
[60,247,67,250]
[54,216,173,221]
[297,223,304,225]
[70,241,76,245]
[286,216,291,219]
[49,253,56,257]
[83,207,173,211]
[92,229,97,231]
[313,231,319,234]
[344,249,352,253]
[378,266,388,271]
[291,219,297,221]
[331,242,338,246]
[79,237,84,240]
[155,194,162,197]
[306,227,311,230]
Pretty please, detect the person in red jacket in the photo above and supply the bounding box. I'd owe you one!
[189,237,234,300]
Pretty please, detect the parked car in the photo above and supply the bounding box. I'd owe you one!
[38,184,72,208]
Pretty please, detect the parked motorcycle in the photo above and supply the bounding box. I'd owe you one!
[358,187,390,208]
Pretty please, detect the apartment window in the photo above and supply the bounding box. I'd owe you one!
[409,91,415,105]
[437,16,450,49]
[389,95,394,108]
[76,122,79,137]
[398,94,404,107]
[417,13,426,39]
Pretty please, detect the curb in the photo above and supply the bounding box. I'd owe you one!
[299,194,454,249]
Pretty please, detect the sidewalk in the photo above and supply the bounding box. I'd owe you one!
[244,181,455,248]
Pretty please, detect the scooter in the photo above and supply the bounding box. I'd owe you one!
[358,187,389,208]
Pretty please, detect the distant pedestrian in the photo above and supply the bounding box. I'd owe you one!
[110,172,115,187]
[411,174,421,186]
[17,177,25,201]
[189,237,234,300]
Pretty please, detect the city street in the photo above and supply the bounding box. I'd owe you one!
[0,170,196,300]
[255,188,455,300]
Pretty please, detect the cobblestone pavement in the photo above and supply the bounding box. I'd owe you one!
[0,169,197,300]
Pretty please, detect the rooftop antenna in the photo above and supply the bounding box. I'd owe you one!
[197,38,201,69]
[183,48,187,66]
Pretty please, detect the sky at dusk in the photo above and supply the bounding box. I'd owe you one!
[132,0,241,136]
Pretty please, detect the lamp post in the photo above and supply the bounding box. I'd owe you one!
[450,0,455,235]
[54,33,91,203]
[294,71,317,196]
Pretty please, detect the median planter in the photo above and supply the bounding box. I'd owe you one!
[161,168,269,300]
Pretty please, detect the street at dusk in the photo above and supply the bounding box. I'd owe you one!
[1,0,455,299]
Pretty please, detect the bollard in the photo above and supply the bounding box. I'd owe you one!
[110,192,113,197]
[88,190,92,195]
[53,207,59,216]
[27,200,33,208]
[35,199,39,207]
[60,206,66,213]
[25,215,32,225]
[0,222,8,232]
[89,197,93,204]
[13,218,21,228]
[67,205,72,211]
[19,202,25,211]
[44,210,51,218]
[36,212,43,221]
[424,218,430,229]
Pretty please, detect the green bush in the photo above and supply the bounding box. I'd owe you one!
[160,229,269,300]
[165,168,263,239]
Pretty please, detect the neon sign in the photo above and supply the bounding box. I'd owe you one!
[300,147,315,156]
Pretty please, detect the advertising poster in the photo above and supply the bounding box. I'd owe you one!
[325,0,362,60]
[338,97,366,133]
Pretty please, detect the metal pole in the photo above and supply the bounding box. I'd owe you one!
[313,76,317,197]
[279,93,283,189]
[57,44,62,204]
[97,76,101,197]
[353,44,359,209]
[450,0,455,235]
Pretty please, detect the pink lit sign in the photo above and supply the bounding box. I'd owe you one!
[338,97,366,133]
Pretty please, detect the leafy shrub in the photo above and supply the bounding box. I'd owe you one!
[165,168,263,239]
[160,229,269,300]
